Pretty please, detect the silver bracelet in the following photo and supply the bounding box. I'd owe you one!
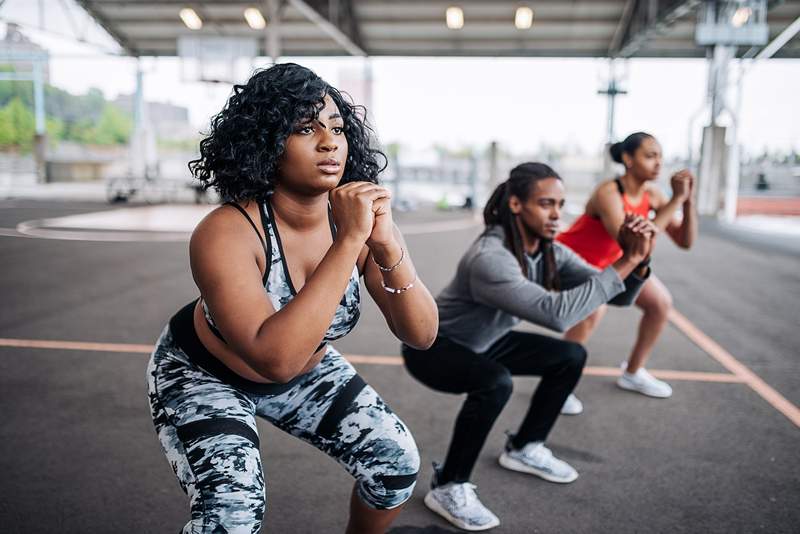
[371,247,405,272]
[382,273,417,294]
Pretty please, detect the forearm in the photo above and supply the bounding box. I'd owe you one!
[678,200,697,248]
[611,254,642,280]
[246,238,364,381]
[608,263,650,306]
[652,197,682,231]
[371,242,438,349]
[474,269,623,333]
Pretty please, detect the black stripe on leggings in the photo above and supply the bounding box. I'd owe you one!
[316,374,367,438]
[176,418,260,447]
[375,472,418,490]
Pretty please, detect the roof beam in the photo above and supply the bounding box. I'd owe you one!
[611,0,702,58]
[74,0,138,55]
[287,0,366,56]
[756,14,800,59]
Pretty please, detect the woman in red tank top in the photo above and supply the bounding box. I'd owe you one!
[556,132,697,408]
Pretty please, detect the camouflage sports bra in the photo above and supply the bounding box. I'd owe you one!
[202,200,361,351]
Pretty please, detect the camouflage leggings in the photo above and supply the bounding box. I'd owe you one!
[147,325,420,534]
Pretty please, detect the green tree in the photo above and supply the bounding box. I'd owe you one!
[0,97,35,150]
[92,104,132,145]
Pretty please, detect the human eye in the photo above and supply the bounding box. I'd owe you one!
[331,125,345,135]
[295,123,314,135]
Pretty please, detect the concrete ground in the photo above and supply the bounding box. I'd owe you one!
[0,199,798,534]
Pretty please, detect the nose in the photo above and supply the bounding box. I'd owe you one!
[318,129,338,152]
[551,205,561,220]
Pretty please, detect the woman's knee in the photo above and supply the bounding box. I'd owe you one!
[355,415,420,510]
[639,278,673,317]
[183,427,266,533]
[586,304,608,327]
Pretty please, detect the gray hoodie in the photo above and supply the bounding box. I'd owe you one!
[436,225,648,353]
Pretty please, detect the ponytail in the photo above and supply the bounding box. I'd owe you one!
[610,131,654,165]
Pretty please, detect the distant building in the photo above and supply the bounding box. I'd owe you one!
[113,95,196,140]
[1,23,50,82]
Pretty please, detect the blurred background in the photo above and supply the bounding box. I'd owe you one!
[1,3,799,532]
[0,0,797,230]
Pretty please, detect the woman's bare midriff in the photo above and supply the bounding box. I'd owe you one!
[192,300,326,383]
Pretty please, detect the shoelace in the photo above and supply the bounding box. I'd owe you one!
[451,482,479,508]
[523,443,552,464]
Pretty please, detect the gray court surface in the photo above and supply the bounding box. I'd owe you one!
[1,199,798,534]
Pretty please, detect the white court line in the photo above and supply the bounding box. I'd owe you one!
[2,212,479,242]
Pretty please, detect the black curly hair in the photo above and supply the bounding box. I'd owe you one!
[189,63,387,202]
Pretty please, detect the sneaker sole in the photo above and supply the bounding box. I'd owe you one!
[616,378,673,398]
[498,453,578,484]
[423,491,500,532]
[560,405,583,415]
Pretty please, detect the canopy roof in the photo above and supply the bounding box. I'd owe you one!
[75,0,800,58]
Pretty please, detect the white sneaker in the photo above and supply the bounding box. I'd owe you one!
[560,393,583,415]
[424,477,500,531]
[617,363,673,398]
[498,440,578,483]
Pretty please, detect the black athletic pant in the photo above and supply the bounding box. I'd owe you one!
[402,331,587,485]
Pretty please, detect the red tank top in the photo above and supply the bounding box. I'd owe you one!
[557,179,651,269]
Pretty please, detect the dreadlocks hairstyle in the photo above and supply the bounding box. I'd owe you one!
[189,63,387,203]
[483,162,562,291]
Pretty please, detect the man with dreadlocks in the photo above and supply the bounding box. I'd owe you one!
[402,162,655,531]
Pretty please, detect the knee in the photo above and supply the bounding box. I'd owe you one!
[659,289,674,313]
[563,342,588,371]
[184,431,266,532]
[357,422,420,509]
[478,369,514,408]
[189,464,266,534]
[644,288,673,317]
[587,305,607,327]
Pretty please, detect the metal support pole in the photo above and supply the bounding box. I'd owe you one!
[32,58,46,182]
[265,0,281,62]
[598,60,627,180]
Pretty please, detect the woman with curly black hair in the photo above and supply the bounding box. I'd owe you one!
[146,63,438,534]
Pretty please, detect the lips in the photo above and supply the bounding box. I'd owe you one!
[317,159,341,174]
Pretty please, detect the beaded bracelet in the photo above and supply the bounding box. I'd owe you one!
[382,273,417,294]
[371,247,405,272]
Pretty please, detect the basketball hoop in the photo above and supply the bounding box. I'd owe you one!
[177,35,258,85]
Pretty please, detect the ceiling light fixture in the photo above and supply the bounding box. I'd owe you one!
[244,7,267,30]
[446,6,464,30]
[515,6,534,30]
[179,7,203,30]
[731,6,752,28]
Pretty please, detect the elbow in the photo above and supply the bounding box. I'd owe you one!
[400,324,439,351]
[548,317,570,333]
[246,349,303,384]
[256,363,300,384]
[405,330,438,351]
